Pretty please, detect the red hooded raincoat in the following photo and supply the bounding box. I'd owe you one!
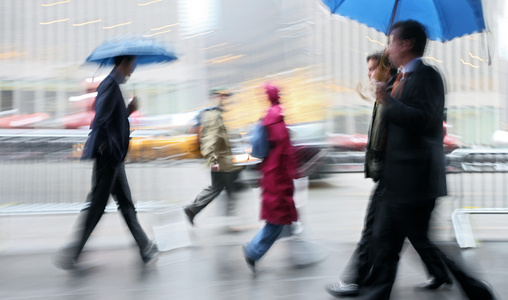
[259,84,298,225]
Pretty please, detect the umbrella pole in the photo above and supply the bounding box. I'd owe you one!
[92,59,107,84]
[374,0,400,82]
[388,0,400,31]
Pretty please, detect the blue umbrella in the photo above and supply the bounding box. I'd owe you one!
[86,37,177,66]
[321,0,486,42]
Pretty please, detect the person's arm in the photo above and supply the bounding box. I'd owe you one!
[209,121,228,161]
[199,112,222,166]
[377,68,444,132]
[92,81,117,151]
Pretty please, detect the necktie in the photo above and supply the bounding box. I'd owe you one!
[390,72,410,97]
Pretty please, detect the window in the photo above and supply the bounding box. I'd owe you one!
[1,90,14,111]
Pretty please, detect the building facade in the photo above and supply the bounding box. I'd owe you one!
[0,0,505,145]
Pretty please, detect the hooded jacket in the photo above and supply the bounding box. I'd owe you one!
[258,84,298,225]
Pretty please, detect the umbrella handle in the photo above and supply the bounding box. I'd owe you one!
[374,51,390,82]
[132,83,137,97]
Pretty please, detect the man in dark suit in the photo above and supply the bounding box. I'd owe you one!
[55,55,158,270]
[326,50,449,298]
[354,20,450,299]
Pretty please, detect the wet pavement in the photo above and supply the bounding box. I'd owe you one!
[1,169,507,300]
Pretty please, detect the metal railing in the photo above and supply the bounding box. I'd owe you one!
[446,149,508,248]
[0,131,203,215]
[2,132,508,250]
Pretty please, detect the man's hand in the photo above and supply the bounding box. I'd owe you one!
[374,80,388,104]
[127,96,139,116]
[211,163,220,172]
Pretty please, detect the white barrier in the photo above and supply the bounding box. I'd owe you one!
[448,149,508,248]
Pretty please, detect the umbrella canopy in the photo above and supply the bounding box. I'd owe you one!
[322,0,486,42]
[85,37,177,65]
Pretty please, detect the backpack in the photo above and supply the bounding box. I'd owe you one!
[250,121,269,158]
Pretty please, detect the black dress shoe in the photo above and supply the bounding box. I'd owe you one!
[53,248,79,271]
[183,207,195,226]
[53,254,77,271]
[141,241,159,265]
[242,244,256,273]
[416,277,453,291]
[325,281,360,297]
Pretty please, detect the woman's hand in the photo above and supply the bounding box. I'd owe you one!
[373,80,388,104]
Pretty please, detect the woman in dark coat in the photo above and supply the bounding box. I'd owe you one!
[242,83,298,272]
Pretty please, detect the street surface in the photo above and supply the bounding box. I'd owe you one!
[1,162,507,299]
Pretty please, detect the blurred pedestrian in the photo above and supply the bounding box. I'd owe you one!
[54,55,158,270]
[242,82,299,273]
[183,89,244,227]
[327,50,450,297]
[337,20,449,299]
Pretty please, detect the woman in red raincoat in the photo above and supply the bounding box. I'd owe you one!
[242,83,298,272]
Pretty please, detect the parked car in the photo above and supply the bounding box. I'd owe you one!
[328,121,461,154]
[0,112,50,129]
[491,129,508,148]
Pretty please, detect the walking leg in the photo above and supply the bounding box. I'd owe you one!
[186,171,225,215]
[111,162,150,253]
[244,222,285,261]
[64,155,117,262]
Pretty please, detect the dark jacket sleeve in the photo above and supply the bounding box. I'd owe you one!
[385,67,444,133]
[81,77,118,160]
[93,80,119,155]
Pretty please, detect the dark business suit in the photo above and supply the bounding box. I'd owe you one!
[68,73,150,261]
[361,60,448,299]
[344,73,446,286]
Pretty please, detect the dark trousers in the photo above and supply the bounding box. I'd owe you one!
[186,170,240,216]
[342,183,448,287]
[341,181,385,285]
[361,197,448,300]
[67,154,150,260]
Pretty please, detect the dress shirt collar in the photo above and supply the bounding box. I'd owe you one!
[401,57,421,74]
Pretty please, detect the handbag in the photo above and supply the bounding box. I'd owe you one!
[250,121,269,158]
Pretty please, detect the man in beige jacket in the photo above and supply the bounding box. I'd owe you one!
[183,89,243,226]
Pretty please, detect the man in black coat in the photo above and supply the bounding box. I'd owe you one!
[55,55,158,270]
[357,20,449,299]
[327,49,450,298]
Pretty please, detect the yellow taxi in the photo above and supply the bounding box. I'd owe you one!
[72,129,202,162]
[127,130,202,162]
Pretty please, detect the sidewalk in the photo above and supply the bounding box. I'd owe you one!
[1,173,507,299]
[1,228,506,299]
